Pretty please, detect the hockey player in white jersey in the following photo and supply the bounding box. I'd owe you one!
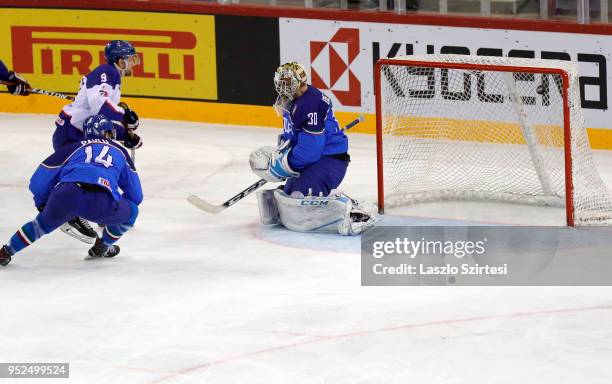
[52,40,143,244]
[249,62,374,235]
[53,40,142,151]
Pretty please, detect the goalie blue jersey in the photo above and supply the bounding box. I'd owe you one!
[29,139,143,208]
[280,86,348,170]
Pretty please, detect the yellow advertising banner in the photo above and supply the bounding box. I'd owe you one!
[0,9,217,100]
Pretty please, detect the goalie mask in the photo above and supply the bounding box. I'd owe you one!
[273,62,307,115]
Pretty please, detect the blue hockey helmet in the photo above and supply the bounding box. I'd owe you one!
[83,115,116,140]
[104,40,137,64]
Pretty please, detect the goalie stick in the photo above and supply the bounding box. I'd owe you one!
[187,114,365,214]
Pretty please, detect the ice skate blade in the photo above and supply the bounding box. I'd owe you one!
[59,224,97,244]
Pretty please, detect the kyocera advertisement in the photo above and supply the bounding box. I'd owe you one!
[279,18,612,130]
[0,9,217,100]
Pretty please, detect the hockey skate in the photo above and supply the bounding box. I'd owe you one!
[336,193,378,235]
[0,245,13,266]
[343,205,378,235]
[87,238,120,258]
[60,217,98,244]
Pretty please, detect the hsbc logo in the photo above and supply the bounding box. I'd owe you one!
[310,28,361,107]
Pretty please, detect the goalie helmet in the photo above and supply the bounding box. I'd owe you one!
[274,62,307,100]
[84,114,116,140]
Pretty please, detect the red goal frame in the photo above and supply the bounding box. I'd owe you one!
[374,58,574,226]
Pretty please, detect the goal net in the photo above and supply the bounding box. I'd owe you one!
[375,55,612,226]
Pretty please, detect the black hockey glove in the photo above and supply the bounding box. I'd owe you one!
[6,71,30,96]
[124,131,142,149]
[118,102,139,130]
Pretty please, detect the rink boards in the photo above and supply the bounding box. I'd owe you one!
[1,1,612,147]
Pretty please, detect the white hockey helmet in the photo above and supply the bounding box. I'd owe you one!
[274,62,307,100]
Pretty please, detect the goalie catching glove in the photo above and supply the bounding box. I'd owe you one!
[249,145,299,182]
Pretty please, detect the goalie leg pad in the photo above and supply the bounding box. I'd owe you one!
[273,190,376,235]
[256,188,280,225]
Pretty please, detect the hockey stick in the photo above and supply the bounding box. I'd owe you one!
[187,114,365,214]
[0,80,75,100]
[29,88,75,100]
[2,79,138,161]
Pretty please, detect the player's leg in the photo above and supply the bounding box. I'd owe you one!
[52,114,85,151]
[0,183,82,265]
[0,246,12,266]
[74,193,139,258]
[59,217,98,244]
[283,156,348,197]
[258,156,348,227]
[52,115,98,244]
[257,156,374,235]
[272,189,375,235]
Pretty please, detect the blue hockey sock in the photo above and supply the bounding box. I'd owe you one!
[8,218,49,254]
[102,224,131,246]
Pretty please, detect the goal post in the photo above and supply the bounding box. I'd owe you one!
[374,55,612,226]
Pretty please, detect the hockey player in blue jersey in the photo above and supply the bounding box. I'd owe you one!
[249,62,373,235]
[0,115,143,266]
[0,59,30,96]
[53,40,143,244]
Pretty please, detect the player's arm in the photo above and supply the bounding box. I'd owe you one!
[117,102,142,148]
[119,169,143,205]
[27,147,77,208]
[117,154,143,205]
[29,166,61,208]
[287,109,325,170]
[249,108,324,182]
[85,68,126,123]
[0,60,30,96]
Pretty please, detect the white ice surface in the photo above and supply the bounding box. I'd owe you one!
[0,113,611,384]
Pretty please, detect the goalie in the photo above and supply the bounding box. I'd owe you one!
[249,62,374,235]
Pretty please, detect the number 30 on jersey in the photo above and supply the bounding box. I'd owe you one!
[307,112,318,125]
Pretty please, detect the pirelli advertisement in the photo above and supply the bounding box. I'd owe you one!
[0,8,278,107]
[1,9,217,100]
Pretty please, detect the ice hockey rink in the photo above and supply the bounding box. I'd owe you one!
[1,113,612,383]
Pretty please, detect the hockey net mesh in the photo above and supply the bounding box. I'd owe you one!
[377,55,612,225]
